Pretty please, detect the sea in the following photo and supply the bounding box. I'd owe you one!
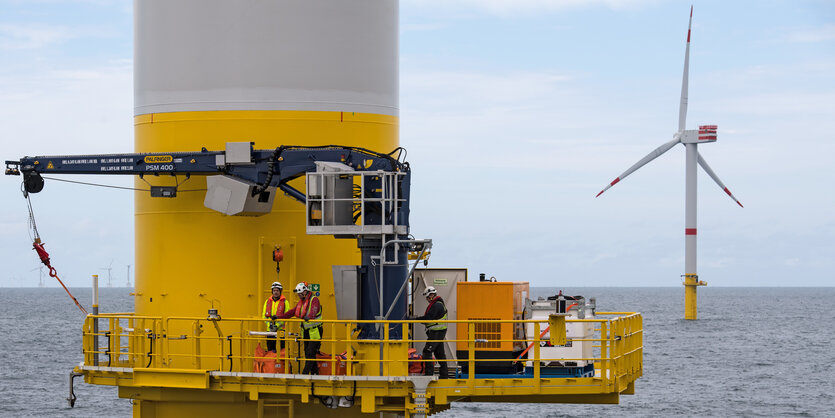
[1,287,833,417]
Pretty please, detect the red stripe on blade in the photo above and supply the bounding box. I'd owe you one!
[611,177,620,186]
[685,228,697,235]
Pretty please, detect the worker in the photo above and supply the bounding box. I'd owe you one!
[292,282,322,375]
[262,281,291,352]
[413,286,448,378]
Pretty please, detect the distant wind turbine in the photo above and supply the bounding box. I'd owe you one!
[31,266,45,287]
[101,260,114,288]
[596,6,743,320]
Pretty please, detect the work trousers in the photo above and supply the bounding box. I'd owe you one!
[302,326,322,375]
[266,332,285,352]
[423,329,448,378]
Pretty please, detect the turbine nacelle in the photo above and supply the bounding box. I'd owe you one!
[680,125,717,144]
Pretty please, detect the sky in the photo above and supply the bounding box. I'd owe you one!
[0,0,833,288]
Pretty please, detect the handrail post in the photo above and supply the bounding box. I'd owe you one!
[163,318,170,367]
[383,322,390,376]
[192,320,201,369]
[611,318,619,390]
[467,322,475,382]
[345,322,353,376]
[107,317,115,366]
[533,321,540,381]
[91,275,99,366]
[219,322,225,370]
[128,317,135,367]
[600,320,608,390]
[83,316,92,365]
[330,321,336,376]
[239,320,245,373]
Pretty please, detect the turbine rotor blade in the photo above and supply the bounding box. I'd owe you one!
[678,5,693,132]
[697,151,743,207]
[596,137,681,197]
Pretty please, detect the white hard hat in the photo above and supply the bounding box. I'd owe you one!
[422,286,437,297]
[294,282,309,294]
[271,281,282,290]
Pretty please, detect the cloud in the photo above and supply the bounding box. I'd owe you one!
[0,22,118,50]
[784,258,800,266]
[0,23,73,50]
[403,69,573,109]
[403,0,660,17]
[787,24,835,43]
[402,22,448,32]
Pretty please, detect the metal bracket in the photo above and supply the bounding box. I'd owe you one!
[67,370,83,408]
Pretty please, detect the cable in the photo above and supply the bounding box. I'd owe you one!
[42,176,149,191]
[23,186,40,241]
[40,176,206,193]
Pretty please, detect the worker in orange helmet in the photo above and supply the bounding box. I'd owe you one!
[292,282,323,374]
[262,281,292,352]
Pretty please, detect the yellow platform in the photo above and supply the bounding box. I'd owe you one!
[78,313,642,416]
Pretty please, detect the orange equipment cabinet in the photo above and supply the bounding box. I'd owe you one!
[456,281,529,374]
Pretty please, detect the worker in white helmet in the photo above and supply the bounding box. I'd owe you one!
[411,286,448,378]
[291,282,322,374]
[262,281,291,352]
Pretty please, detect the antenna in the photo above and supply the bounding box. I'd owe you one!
[126,264,131,288]
[596,6,742,320]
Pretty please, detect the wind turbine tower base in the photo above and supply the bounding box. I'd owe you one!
[683,274,707,320]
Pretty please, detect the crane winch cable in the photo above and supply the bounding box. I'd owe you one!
[23,187,89,315]
[40,175,206,193]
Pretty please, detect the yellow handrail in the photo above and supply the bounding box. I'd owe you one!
[81,313,642,383]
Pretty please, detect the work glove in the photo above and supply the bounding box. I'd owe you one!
[270,315,278,320]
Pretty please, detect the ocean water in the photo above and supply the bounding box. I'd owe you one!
[1,287,833,417]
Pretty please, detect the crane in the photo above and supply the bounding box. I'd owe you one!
[7,142,426,337]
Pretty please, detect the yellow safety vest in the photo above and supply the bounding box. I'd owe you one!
[425,299,448,332]
[298,296,323,340]
[263,296,290,331]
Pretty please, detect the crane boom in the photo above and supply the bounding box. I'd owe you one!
[6,143,408,208]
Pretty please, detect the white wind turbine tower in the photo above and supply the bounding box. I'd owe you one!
[31,266,45,287]
[596,6,743,320]
[101,260,114,288]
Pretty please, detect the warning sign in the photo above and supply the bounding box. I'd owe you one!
[46,161,54,169]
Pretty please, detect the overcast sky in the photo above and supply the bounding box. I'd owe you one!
[1,0,833,288]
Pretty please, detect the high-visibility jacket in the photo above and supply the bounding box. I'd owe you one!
[422,296,448,332]
[295,294,323,339]
[263,296,290,331]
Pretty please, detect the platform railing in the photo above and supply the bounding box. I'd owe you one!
[81,313,642,388]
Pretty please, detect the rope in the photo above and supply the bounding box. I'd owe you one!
[49,267,89,315]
